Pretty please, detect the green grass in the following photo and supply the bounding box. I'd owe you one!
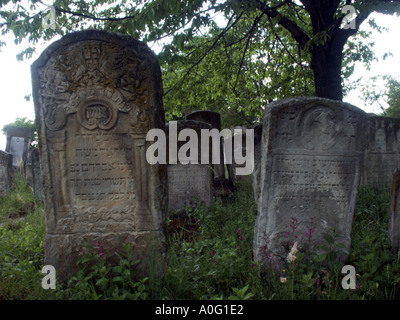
[0,175,400,300]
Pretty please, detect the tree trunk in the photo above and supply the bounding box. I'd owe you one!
[310,43,344,101]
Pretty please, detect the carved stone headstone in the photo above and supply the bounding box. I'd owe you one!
[167,120,213,215]
[31,30,167,276]
[31,148,44,200]
[5,127,32,170]
[362,115,400,188]
[254,97,366,270]
[0,151,12,197]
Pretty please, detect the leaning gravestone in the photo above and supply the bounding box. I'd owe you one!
[0,151,12,197]
[5,127,32,170]
[166,120,213,215]
[362,115,400,188]
[31,30,167,276]
[254,97,366,270]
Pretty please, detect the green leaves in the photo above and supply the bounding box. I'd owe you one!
[228,285,255,300]
[61,242,150,300]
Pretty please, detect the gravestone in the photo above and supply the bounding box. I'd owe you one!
[389,169,400,253]
[0,151,12,197]
[185,110,225,179]
[166,120,213,215]
[252,123,262,203]
[226,126,254,184]
[362,115,400,188]
[31,30,167,276]
[31,148,44,200]
[5,127,32,170]
[254,97,366,270]
[25,148,33,183]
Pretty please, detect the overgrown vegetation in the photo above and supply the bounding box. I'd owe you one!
[0,175,399,300]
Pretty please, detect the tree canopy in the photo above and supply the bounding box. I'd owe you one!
[361,75,400,117]
[1,0,400,125]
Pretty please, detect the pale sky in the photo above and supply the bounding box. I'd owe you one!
[0,12,399,150]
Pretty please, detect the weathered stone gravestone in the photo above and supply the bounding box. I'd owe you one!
[389,169,400,253]
[0,151,12,197]
[185,110,225,179]
[25,148,33,183]
[31,148,44,200]
[31,30,167,276]
[5,127,32,170]
[226,126,255,184]
[254,97,366,270]
[166,120,213,215]
[362,115,400,188]
[252,123,262,203]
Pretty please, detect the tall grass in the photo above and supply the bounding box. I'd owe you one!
[1,174,399,300]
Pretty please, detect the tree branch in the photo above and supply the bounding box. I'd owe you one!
[233,11,265,90]
[253,0,310,48]
[163,11,244,97]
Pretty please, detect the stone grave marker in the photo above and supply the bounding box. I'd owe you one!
[5,127,32,170]
[31,30,167,276]
[254,97,367,270]
[225,126,255,184]
[0,151,12,197]
[31,148,44,200]
[166,120,213,215]
[252,123,262,203]
[362,115,400,188]
[389,169,400,253]
[185,110,225,179]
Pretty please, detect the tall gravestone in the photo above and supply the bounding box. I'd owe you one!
[5,127,32,171]
[252,123,262,202]
[0,151,12,197]
[389,169,400,253]
[185,111,225,179]
[226,126,254,184]
[31,30,167,276]
[31,148,44,200]
[254,97,366,270]
[167,120,213,215]
[362,115,400,188]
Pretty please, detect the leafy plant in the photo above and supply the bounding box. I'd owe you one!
[58,241,150,300]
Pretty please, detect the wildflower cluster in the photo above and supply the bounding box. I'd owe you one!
[95,240,105,258]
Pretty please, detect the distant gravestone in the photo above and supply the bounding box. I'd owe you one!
[254,97,366,270]
[31,30,167,276]
[25,148,33,183]
[167,120,213,215]
[185,111,225,179]
[362,115,400,188]
[252,123,262,203]
[5,127,32,170]
[226,127,254,184]
[0,151,12,197]
[389,169,400,253]
[31,148,44,200]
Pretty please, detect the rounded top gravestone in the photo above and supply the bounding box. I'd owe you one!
[254,97,368,271]
[31,30,167,277]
